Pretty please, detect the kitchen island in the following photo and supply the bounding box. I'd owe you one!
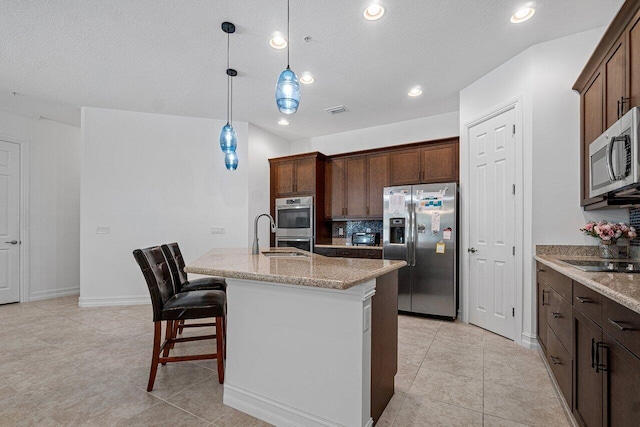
[186,248,405,427]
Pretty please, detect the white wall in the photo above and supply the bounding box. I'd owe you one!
[247,124,290,248]
[79,108,251,306]
[459,27,628,347]
[290,111,459,155]
[0,108,81,301]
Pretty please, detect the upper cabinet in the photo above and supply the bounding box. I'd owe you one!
[270,154,323,197]
[574,1,640,208]
[389,138,459,186]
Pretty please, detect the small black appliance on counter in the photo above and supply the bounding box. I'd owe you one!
[351,232,380,246]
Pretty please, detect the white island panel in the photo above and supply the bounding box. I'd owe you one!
[223,277,375,427]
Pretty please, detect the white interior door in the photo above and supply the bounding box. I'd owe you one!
[468,108,516,339]
[0,140,20,304]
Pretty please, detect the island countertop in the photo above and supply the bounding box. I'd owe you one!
[185,247,406,290]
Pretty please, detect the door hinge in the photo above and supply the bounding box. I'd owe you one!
[512,124,516,135]
[512,246,515,256]
[512,184,515,195]
[512,307,515,317]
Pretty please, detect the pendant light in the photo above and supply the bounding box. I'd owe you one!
[220,21,239,170]
[275,0,300,114]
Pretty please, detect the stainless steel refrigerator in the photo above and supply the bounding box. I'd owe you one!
[383,183,458,318]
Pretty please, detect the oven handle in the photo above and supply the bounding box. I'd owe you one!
[275,205,312,210]
[276,238,313,242]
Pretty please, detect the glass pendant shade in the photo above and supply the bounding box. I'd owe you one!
[219,123,237,153]
[225,151,238,170]
[275,67,300,114]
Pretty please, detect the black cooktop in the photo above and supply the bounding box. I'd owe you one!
[560,259,640,273]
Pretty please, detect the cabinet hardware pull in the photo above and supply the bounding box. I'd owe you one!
[608,318,631,331]
[617,99,622,119]
[536,268,545,272]
[595,342,608,373]
[621,96,629,116]
[591,338,596,368]
[542,290,548,306]
[576,296,592,304]
[552,312,561,318]
[550,356,561,365]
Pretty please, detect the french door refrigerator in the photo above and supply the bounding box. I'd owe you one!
[383,183,458,318]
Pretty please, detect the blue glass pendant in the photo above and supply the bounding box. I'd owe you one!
[225,151,238,170]
[219,123,237,153]
[275,67,300,114]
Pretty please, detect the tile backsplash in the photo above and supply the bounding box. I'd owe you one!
[331,220,383,239]
[631,207,640,247]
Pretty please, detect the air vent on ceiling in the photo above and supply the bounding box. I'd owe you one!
[324,105,348,114]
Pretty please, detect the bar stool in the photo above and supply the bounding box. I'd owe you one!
[133,246,225,391]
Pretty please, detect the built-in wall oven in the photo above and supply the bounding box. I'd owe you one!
[275,196,314,251]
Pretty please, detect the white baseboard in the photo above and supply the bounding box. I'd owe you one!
[224,383,373,427]
[78,295,150,307]
[521,332,540,350]
[29,286,79,301]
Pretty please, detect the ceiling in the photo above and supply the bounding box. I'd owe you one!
[0,0,625,141]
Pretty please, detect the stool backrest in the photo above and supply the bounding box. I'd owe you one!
[161,242,188,292]
[133,246,176,321]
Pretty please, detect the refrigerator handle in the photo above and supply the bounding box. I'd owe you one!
[406,202,412,265]
[411,202,418,266]
[407,202,416,267]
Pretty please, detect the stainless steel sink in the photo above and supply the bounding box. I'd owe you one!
[261,251,309,258]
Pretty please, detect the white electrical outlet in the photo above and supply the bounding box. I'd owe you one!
[96,226,110,234]
[211,227,225,235]
[338,227,344,236]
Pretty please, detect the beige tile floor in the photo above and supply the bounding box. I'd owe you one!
[0,296,572,426]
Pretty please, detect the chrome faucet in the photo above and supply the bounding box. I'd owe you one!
[252,213,277,255]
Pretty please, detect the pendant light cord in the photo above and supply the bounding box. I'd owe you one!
[226,31,231,124]
[287,0,290,68]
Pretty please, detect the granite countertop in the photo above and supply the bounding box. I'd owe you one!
[185,248,405,290]
[315,244,383,250]
[535,254,640,314]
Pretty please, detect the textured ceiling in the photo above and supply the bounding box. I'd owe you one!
[0,0,625,140]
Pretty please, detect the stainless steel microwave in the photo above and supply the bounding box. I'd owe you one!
[589,107,640,198]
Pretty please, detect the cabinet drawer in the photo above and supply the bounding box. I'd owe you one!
[603,298,640,357]
[536,262,572,301]
[315,247,336,257]
[572,281,603,327]
[547,289,573,356]
[360,249,382,259]
[546,325,573,406]
[335,248,361,258]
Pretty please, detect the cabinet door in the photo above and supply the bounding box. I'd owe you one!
[326,159,345,218]
[605,37,626,128]
[389,148,421,185]
[581,70,605,206]
[573,309,603,427]
[537,280,549,352]
[547,289,573,356]
[367,153,388,218]
[273,161,295,196]
[335,248,360,258]
[603,332,640,427]
[546,325,573,407]
[420,142,459,183]
[345,156,367,218]
[627,9,640,110]
[294,158,316,194]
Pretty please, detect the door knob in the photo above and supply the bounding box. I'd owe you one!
[5,240,18,245]
[468,247,477,253]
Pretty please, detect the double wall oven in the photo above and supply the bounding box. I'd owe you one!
[274,196,314,252]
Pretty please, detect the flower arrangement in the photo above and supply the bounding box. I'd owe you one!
[580,221,636,243]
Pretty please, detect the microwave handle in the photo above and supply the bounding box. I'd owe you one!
[606,137,616,182]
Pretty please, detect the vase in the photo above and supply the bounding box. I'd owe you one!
[599,240,619,259]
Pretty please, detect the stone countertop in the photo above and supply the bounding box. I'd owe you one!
[535,254,640,314]
[315,244,383,250]
[185,248,405,290]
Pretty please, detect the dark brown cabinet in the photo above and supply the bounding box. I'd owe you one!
[573,309,603,427]
[389,138,459,186]
[538,279,549,351]
[574,0,640,208]
[315,246,382,259]
[602,332,640,427]
[271,158,317,197]
[367,153,389,218]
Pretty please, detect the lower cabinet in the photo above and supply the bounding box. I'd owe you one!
[537,262,640,427]
[315,246,382,259]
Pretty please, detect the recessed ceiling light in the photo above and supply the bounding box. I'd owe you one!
[408,87,422,97]
[363,3,385,21]
[300,74,315,84]
[269,34,287,49]
[278,118,290,126]
[510,7,535,23]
